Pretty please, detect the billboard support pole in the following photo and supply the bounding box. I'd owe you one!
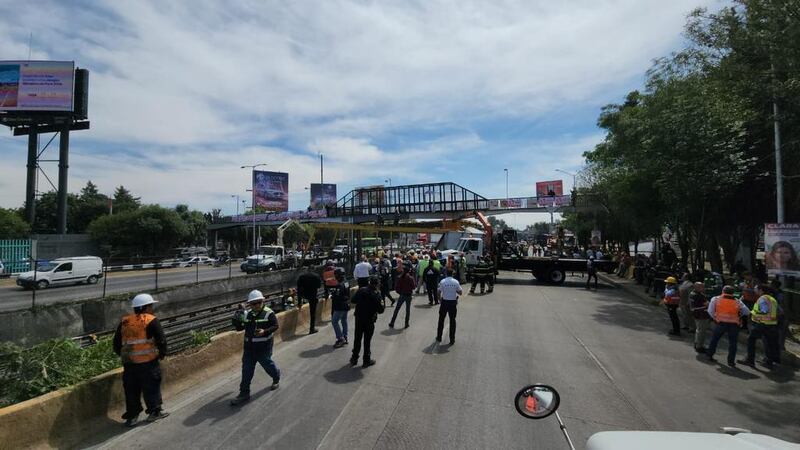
[57,123,70,234]
[25,124,38,225]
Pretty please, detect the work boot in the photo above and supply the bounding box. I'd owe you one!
[271,380,280,391]
[146,409,170,422]
[230,393,250,406]
[350,357,358,367]
[737,358,755,367]
[362,359,376,368]
[124,415,139,428]
[333,339,344,348]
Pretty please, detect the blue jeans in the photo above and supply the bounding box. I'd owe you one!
[706,322,740,364]
[240,341,280,395]
[390,294,412,326]
[332,310,348,341]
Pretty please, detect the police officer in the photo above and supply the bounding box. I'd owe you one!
[663,277,681,336]
[230,290,281,405]
[485,254,495,294]
[113,293,168,427]
[423,259,441,305]
[739,285,781,369]
[437,269,463,345]
[350,276,384,368]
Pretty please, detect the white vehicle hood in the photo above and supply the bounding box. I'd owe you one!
[587,432,799,450]
[17,270,38,280]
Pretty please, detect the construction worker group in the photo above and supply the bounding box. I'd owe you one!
[661,275,783,369]
[115,249,493,424]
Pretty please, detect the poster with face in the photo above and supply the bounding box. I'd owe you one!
[764,223,800,276]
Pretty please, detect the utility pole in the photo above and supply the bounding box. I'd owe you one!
[774,100,784,223]
[320,153,324,184]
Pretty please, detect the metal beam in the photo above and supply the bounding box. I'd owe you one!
[13,121,90,136]
[57,125,70,234]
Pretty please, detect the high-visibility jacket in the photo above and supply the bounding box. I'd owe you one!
[322,268,337,287]
[714,295,741,324]
[751,295,778,325]
[663,287,680,306]
[120,313,159,364]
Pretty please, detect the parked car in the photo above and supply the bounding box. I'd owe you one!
[16,256,103,290]
[0,260,5,277]
[331,245,349,258]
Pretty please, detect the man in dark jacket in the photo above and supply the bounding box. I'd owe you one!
[389,263,416,329]
[423,260,441,305]
[470,257,491,294]
[297,270,322,334]
[331,268,351,348]
[230,289,281,405]
[113,293,169,427]
[350,276,384,368]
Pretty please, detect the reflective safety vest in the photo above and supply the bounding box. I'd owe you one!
[663,287,680,306]
[714,295,741,324]
[751,295,778,325]
[238,307,276,343]
[120,313,158,364]
[323,268,337,287]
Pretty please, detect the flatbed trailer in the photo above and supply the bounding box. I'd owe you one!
[497,256,616,284]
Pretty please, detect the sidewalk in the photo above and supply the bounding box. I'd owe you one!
[598,272,800,368]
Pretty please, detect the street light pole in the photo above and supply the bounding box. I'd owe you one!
[241,163,268,255]
[555,168,577,192]
[320,153,324,184]
[385,178,392,187]
[231,194,240,216]
[504,169,508,201]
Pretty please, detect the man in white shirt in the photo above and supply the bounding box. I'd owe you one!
[353,255,373,288]
[436,269,463,345]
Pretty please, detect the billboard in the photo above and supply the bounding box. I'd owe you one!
[534,195,571,207]
[0,61,74,111]
[253,170,289,212]
[764,223,800,276]
[309,183,337,210]
[536,180,563,197]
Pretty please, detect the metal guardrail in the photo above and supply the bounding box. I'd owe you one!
[72,282,334,355]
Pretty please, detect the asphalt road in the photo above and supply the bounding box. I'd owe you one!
[84,272,800,449]
[0,265,249,311]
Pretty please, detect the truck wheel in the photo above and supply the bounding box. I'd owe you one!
[36,280,49,290]
[268,264,277,271]
[547,268,566,285]
[87,275,99,284]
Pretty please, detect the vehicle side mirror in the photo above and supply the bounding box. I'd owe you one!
[514,384,560,420]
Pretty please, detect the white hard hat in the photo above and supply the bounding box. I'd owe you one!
[132,293,157,308]
[247,289,265,303]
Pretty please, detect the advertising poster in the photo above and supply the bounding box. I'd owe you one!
[309,183,337,210]
[535,180,563,198]
[535,195,571,207]
[764,223,800,276]
[500,198,524,208]
[253,170,289,212]
[591,229,602,247]
[0,61,74,111]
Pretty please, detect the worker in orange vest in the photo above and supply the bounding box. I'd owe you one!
[705,285,751,367]
[662,277,682,336]
[113,293,169,427]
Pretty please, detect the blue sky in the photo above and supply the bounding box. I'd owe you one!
[0,0,718,227]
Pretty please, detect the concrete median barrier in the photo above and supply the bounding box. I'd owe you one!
[0,298,330,450]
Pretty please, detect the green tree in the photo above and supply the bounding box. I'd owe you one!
[0,208,30,238]
[88,205,188,257]
[112,186,140,214]
[174,204,207,246]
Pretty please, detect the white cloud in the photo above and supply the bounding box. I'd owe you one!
[0,0,721,213]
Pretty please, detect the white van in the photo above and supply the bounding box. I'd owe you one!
[16,256,103,290]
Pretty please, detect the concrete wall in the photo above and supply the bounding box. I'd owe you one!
[0,298,330,450]
[33,234,99,260]
[0,268,316,347]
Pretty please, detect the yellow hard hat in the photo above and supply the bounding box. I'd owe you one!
[665,276,678,284]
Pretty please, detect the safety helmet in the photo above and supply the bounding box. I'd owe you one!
[247,289,265,303]
[132,293,157,308]
[664,276,678,284]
